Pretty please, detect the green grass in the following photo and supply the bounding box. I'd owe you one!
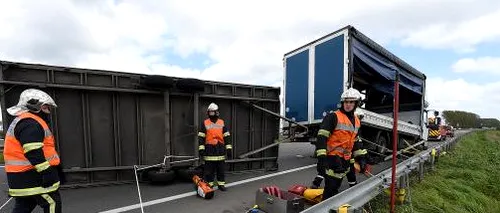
[0,154,3,164]
[369,130,500,213]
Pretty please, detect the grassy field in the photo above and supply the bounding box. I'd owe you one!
[370,130,500,213]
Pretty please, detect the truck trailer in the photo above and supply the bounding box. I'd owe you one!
[0,60,281,187]
[283,25,428,154]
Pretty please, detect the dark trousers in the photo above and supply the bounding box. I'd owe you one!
[12,190,61,213]
[204,160,225,187]
[314,157,357,188]
[323,156,351,201]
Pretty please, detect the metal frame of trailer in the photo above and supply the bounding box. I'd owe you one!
[0,60,281,187]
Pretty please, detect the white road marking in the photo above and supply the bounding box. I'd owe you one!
[99,164,316,213]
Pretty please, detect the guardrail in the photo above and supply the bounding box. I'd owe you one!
[301,130,475,213]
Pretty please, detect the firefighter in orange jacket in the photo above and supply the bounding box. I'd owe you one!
[315,88,368,200]
[311,111,366,189]
[3,88,62,213]
[198,103,232,191]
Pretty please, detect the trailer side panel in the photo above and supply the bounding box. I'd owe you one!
[313,34,345,120]
[284,50,309,123]
[0,61,281,187]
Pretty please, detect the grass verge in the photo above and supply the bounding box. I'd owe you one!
[369,130,500,213]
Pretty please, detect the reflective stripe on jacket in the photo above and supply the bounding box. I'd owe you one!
[326,110,360,160]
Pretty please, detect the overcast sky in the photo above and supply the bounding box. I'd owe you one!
[1,0,500,119]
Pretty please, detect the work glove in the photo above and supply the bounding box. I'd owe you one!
[355,156,367,173]
[311,175,324,189]
[312,155,326,189]
[41,167,59,188]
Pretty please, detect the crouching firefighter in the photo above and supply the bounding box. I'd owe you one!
[198,103,232,191]
[3,88,63,213]
[314,88,369,201]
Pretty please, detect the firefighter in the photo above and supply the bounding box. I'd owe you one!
[198,103,232,191]
[314,88,368,200]
[3,88,62,213]
[311,110,365,189]
[434,111,442,125]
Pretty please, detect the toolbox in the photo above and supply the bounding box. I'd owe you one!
[255,189,305,213]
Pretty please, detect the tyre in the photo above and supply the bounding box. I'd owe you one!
[147,169,176,184]
[141,75,174,89]
[176,166,204,182]
[175,78,205,92]
[375,131,389,154]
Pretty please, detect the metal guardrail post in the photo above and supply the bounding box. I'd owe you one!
[430,148,436,171]
[418,162,424,181]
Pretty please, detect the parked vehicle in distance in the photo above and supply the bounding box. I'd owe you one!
[445,125,455,137]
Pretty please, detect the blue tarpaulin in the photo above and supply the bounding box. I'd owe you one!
[352,38,424,95]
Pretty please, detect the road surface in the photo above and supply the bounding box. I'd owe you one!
[0,131,468,213]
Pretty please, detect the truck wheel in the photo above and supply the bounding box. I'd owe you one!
[375,131,389,154]
[148,169,176,184]
[176,166,204,182]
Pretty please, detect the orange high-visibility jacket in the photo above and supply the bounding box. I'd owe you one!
[4,112,60,173]
[198,118,232,161]
[204,119,225,145]
[326,110,360,160]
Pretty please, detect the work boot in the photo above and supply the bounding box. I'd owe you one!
[348,181,357,187]
[218,185,227,191]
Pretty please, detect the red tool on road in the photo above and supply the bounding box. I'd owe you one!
[193,175,215,199]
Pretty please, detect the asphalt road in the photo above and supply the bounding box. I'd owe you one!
[0,143,318,213]
[0,131,469,213]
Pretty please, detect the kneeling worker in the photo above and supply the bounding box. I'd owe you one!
[198,103,232,191]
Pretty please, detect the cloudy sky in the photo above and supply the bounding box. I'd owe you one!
[1,0,500,119]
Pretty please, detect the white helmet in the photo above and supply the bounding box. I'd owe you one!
[207,102,219,117]
[7,88,57,116]
[341,88,362,102]
[207,103,218,111]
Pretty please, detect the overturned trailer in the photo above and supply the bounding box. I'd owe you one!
[0,61,281,187]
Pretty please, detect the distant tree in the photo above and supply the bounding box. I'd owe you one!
[442,110,482,128]
[481,118,500,128]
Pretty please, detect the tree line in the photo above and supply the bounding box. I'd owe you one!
[442,110,500,129]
